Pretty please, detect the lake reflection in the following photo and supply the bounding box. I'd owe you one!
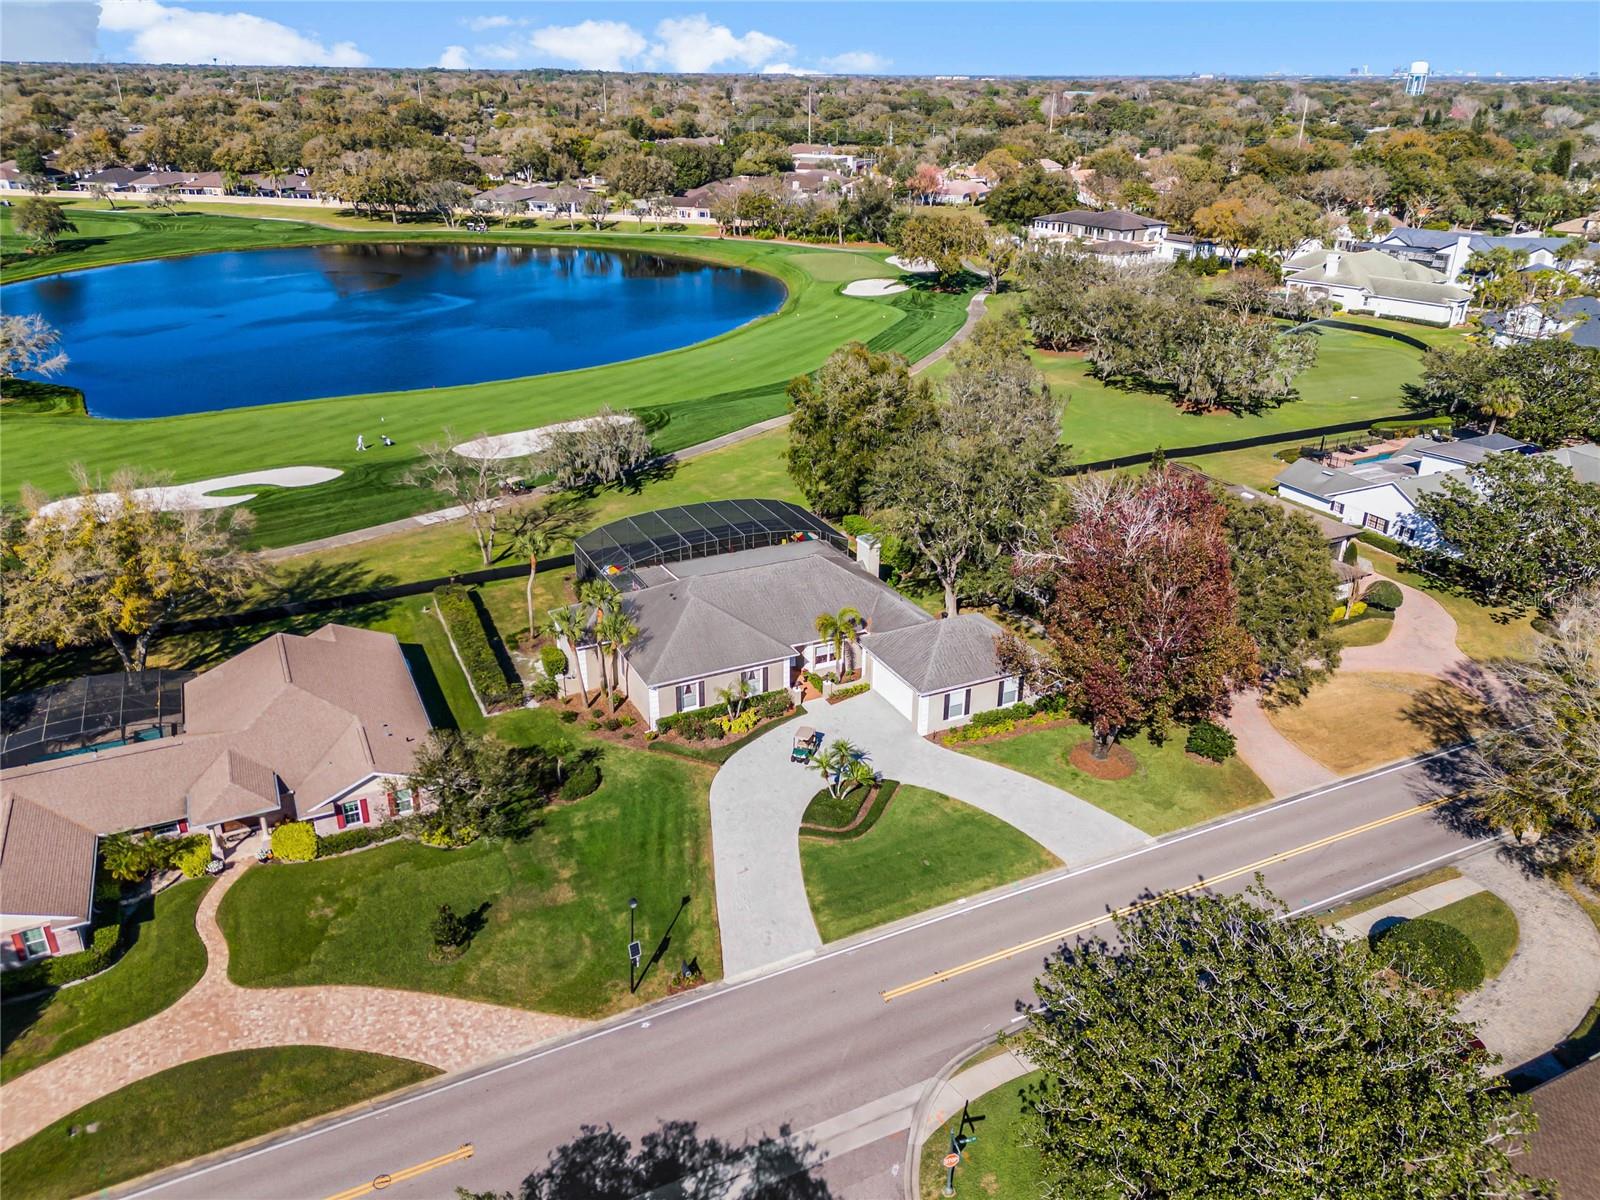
[4,243,786,418]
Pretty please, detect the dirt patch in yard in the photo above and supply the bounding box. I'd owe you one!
[1068,741,1137,780]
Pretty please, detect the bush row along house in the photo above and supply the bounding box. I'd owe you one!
[1274,434,1600,547]
[564,501,1022,736]
[0,625,433,969]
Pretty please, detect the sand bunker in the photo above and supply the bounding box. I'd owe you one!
[36,467,343,519]
[453,415,632,461]
[842,278,910,298]
[885,255,938,274]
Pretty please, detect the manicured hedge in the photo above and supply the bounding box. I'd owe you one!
[656,690,791,741]
[649,707,805,765]
[1370,417,1452,438]
[559,760,603,802]
[433,584,524,709]
[270,821,317,862]
[1355,529,1406,556]
[829,682,871,702]
[1371,917,1485,992]
[1365,581,1404,611]
[0,922,124,996]
[800,780,899,841]
[315,818,417,858]
[1185,720,1237,763]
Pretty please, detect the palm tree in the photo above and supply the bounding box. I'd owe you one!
[810,739,866,800]
[577,580,618,706]
[717,677,754,716]
[596,608,639,713]
[508,527,555,650]
[546,604,588,702]
[813,606,864,676]
[1477,376,1525,436]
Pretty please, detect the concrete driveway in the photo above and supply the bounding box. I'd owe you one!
[709,692,1150,978]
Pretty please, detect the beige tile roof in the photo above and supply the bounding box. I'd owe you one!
[0,794,98,924]
[1,625,432,917]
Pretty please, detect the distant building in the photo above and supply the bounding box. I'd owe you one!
[1282,248,1471,326]
[1365,226,1574,282]
[1027,209,1169,260]
[1481,295,1600,350]
[1404,60,1431,96]
[788,144,869,175]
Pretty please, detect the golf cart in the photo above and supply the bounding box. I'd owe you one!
[791,726,823,764]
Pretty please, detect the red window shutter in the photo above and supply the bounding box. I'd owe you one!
[43,926,60,954]
[358,797,370,824]
[335,808,347,830]
[10,932,26,960]
[177,819,189,833]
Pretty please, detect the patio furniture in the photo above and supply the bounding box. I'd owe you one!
[790,726,823,764]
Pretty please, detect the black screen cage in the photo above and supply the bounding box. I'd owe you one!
[573,499,847,591]
[1,669,192,769]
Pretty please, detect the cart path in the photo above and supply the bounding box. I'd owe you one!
[0,835,585,1151]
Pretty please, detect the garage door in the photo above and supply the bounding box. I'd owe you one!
[866,652,917,724]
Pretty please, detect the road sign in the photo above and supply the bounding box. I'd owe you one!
[629,940,642,967]
[942,1153,961,1169]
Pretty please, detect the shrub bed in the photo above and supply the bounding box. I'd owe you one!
[0,922,125,997]
[558,760,603,802]
[315,818,418,858]
[648,707,805,765]
[1370,417,1452,438]
[941,695,1070,745]
[1371,917,1485,992]
[801,780,899,841]
[433,584,524,709]
[270,821,317,862]
[655,690,792,742]
[827,682,871,704]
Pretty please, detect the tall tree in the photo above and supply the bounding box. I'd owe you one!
[1465,589,1600,884]
[1414,451,1600,606]
[534,408,654,491]
[1223,495,1343,706]
[1003,468,1259,755]
[13,195,74,253]
[405,729,541,841]
[892,207,986,286]
[1,470,259,671]
[1014,884,1547,1199]
[813,606,863,674]
[784,343,931,518]
[872,319,1062,616]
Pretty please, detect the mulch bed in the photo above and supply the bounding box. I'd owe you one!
[931,714,1076,747]
[1068,741,1137,780]
[549,695,650,745]
[1184,751,1223,767]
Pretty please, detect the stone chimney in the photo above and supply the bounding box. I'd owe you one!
[1322,251,1342,278]
[1446,235,1473,282]
[855,533,881,578]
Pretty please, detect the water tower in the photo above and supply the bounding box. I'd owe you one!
[1404,60,1431,96]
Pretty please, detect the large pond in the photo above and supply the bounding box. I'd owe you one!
[6,243,787,418]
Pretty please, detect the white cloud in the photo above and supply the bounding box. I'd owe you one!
[99,0,368,66]
[762,63,820,77]
[464,15,523,33]
[437,44,471,70]
[527,19,647,71]
[473,41,525,64]
[821,51,889,74]
[646,14,789,73]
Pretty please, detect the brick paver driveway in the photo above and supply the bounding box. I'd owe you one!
[0,835,585,1151]
[709,692,1150,979]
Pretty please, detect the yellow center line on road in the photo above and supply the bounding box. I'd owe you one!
[881,796,1455,1003]
[322,1143,474,1200]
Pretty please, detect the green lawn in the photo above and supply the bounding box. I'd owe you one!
[1319,866,1463,926]
[799,785,1061,942]
[2,205,967,548]
[918,1068,1046,1200]
[1426,891,1520,980]
[958,725,1271,836]
[1363,547,1541,662]
[1329,612,1395,648]
[216,738,721,1016]
[1,879,211,1084]
[0,1047,436,1200]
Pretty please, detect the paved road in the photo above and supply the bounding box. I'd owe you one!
[122,749,1489,1200]
[712,693,1148,977]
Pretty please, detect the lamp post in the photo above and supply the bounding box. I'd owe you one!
[627,897,641,990]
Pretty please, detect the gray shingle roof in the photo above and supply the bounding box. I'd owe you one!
[0,794,97,924]
[1284,249,1471,304]
[864,613,1006,694]
[1033,209,1165,231]
[620,543,930,685]
[1274,458,1413,499]
[1377,226,1573,256]
[1402,433,1535,466]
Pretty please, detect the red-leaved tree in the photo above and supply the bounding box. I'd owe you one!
[999,467,1259,757]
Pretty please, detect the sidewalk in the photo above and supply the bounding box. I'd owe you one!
[0,835,585,1151]
[1325,875,1486,942]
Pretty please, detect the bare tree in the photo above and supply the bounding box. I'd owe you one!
[0,314,69,378]
[146,184,186,216]
[417,179,468,228]
[535,408,655,491]
[407,431,519,566]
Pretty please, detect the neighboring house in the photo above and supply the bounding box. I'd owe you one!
[1027,209,1169,261]
[1551,210,1599,239]
[1481,295,1600,350]
[788,144,869,174]
[782,169,853,198]
[1203,472,1369,599]
[1159,232,1226,262]
[0,160,65,190]
[74,166,145,191]
[1270,434,1595,547]
[564,501,1022,735]
[0,625,433,969]
[242,171,317,199]
[1365,226,1573,282]
[1282,248,1471,326]
[470,182,592,217]
[931,177,992,205]
[1517,1058,1600,1198]
[1036,158,1066,174]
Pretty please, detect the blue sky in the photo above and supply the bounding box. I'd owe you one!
[4,2,1598,77]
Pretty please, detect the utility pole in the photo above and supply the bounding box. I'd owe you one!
[807,84,813,143]
[1296,94,1309,148]
[1046,91,1057,133]
[600,74,607,118]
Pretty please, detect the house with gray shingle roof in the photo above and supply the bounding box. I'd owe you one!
[564,504,1021,736]
[1283,248,1471,326]
[1366,226,1576,282]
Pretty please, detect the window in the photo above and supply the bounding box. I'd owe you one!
[999,678,1021,707]
[677,681,703,712]
[943,689,970,720]
[1329,501,1346,516]
[392,789,415,816]
[1363,514,1390,534]
[741,667,766,694]
[21,927,50,958]
[338,798,365,826]
[813,643,837,665]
